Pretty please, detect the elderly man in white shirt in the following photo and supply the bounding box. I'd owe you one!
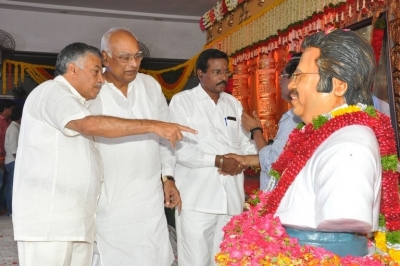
[169,48,257,266]
[12,42,195,266]
[90,27,182,266]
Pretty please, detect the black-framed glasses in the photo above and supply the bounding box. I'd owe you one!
[108,51,144,63]
[211,69,232,77]
[291,72,319,83]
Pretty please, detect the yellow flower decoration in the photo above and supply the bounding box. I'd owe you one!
[388,248,400,262]
[375,231,388,252]
[330,105,362,118]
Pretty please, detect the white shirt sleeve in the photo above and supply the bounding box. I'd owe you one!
[38,83,88,136]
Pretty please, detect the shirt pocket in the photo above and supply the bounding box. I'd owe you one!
[225,119,240,144]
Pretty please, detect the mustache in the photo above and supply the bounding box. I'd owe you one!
[290,90,299,98]
[217,80,227,86]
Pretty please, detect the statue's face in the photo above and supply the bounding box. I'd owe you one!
[288,47,346,124]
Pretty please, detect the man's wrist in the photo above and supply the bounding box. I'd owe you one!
[217,155,224,169]
[161,175,175,183]
[250,127,263,140]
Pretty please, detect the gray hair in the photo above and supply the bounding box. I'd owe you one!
[55,42,101,76]
[301,29,375,105]
[100,27,138,57]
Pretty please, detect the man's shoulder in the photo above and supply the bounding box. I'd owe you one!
[222,92,240,102]
[136,72,158,84]
[171,86,198,100]
[32,78,70,97]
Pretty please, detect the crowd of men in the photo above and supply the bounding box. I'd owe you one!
[7,26,391,266]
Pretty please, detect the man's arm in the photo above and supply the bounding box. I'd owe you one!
[66,115,197,146]
[241,111,267,151]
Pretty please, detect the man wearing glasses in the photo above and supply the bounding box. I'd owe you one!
[241,53,302,191]
[89,28,182,266]
[169,48,256,266]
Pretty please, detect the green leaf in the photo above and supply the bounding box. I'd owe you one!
[296,122,305,130]
[374,18,386,30]
[379,214,386,227]
[312,115,328,130]
[386,231,400,244]
[365,105,377,117]
[382,155,398,171]
[269,169,281,180]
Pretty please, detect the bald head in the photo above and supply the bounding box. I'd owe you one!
[101,27,138,52]
[101,27,143,87]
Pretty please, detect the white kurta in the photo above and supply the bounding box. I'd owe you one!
[276,125,382,233]
[169,85,257,215]
[13,76,102,242]
[89,73,174,266]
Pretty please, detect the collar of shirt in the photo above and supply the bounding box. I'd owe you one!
[196,84,227,103]
[54,75,91,109]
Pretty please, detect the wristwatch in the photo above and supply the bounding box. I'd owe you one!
[161,175,175,183]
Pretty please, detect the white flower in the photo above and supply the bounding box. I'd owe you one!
[214,1,223,22]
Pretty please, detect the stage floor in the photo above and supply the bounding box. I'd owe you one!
[0,215,18,266]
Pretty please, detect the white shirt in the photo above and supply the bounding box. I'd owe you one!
[13,75,102,242]
[89,73,174,266]
[5,121,20,164]
[275,125,381,233]
[169,85,257,215]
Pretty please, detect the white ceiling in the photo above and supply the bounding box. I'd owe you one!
[0,0,217,22]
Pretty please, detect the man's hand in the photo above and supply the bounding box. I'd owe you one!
[224,153,260,167]
[154,121,197,147]
[163,180,182,212]
[216,155,247,176]
[241,111,262,133]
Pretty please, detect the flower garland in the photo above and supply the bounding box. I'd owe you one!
[371,17,386,65]
[216,105,400,264]
[3,54,197,100]
[200,0,250,31]
[139,55,197,100]
[203,0,387,64]
[2,59,55,94]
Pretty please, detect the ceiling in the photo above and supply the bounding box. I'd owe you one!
[0,0,217,23]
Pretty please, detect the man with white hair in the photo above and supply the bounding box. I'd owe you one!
[89,27,180,266]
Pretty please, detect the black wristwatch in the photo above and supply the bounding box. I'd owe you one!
[161,175,175,183]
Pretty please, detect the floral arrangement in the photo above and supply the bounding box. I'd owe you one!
[243,166,261,197]
[216,105,400,265]
[203,0,387,65]
[371,17,386,65]
[200,0,249,31]
[2,59,55,94]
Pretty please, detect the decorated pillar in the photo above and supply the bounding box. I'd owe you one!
[247,56,259,113]
[232,62,250,114]
[257,53,277,141]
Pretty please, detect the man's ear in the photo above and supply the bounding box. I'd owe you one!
[197,69,203,79]
[332,77,348,97]
[66,62,77,77]
[102,51,109,65]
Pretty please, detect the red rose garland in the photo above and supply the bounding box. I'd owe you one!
[264,106,399,233]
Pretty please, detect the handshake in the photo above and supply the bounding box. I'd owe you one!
[215,154,249,176]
